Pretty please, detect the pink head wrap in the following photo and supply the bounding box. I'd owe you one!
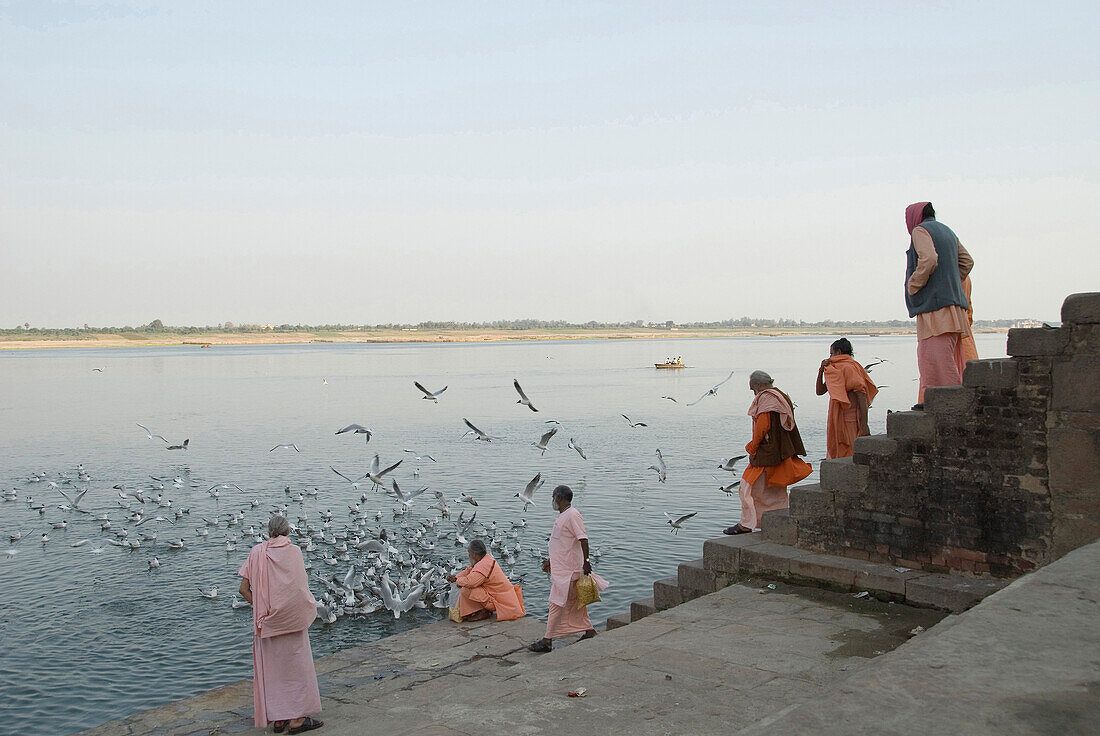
[905,201,931,235]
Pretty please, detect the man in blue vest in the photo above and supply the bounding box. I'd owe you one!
[904,201,974,409]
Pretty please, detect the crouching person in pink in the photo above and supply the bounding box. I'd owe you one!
[238,515,323,734]
[529,485,607,653]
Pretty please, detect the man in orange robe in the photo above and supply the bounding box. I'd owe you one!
[724,371,812,535]
[960,276,979,362]
[448,539,525,622]
[816,338,878,459]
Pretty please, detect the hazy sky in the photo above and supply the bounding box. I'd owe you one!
[1,1,1097,327]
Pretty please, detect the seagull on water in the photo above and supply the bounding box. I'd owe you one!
[532,425,559,455]
[622,414,648,428]
[648,449,667,483]
[414,381,448,401]
[686,371,736,406]
[513,379,539,412]
[166,439,190,450]
[198,585,219,599]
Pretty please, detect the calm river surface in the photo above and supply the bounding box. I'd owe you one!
[0,334,1006,735]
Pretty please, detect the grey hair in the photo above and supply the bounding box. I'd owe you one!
[749,370,774,387]
[468,538,487,557]
[268,514,291,538]
[552,485,573,503]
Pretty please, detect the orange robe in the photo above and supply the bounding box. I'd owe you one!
[740,412,812,528]
[823,355,878,459]
[960,277,979,363]
[455,553,525,621]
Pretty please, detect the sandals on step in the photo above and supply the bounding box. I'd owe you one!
[528,639,552,653]
[273,723,288,734]
[723,524,753,535]
[288,716,324,734]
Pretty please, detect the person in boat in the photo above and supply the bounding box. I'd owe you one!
[447,539,525,622]
[816,338,878,459]
[237,515,324,734]
[724,371,812,535]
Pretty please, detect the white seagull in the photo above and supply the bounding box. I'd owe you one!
[622,414,648,428]
[568,438,587,460]
[269,443,300,453]
[414,381,448,401]
[648,449,667,483]
[686,371,736,406]
[513,379,538,412]
[717,455,747,472]
[515,473,544,511]
[136,424,169,443]
[335,424,373,442]
[532,425,559,455]
[461,418,495,442]
[664,511,698,534]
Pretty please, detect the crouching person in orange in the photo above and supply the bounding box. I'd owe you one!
[816,338,878,459]
[447,539,525,622]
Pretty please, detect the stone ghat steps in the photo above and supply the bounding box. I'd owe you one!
[609,532,1009,631]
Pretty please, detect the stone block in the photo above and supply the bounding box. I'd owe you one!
[818,459,869,493]
[1049,426,1100,492]
[788,551,860,591]
[738,541,810,577]
[630,597,656,622]
[761,508,797,545]
[1007,327,1069,357]
[1062,291,1100,324]
[963,358,1019,389]
[678,558,730,594]
[887,410,936,440]
[702,533,766,574]
[605,613,631,631]
[788,483,835,522]
[652,577,683,611]
[924,385,977,419]
[852,435,899,464]
[905,573,1010,612]
[1052,356,1100,412]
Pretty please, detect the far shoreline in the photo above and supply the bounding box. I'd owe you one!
[0,327,1009,351]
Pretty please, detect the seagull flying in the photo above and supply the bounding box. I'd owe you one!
[686,371,735,406]
[368,455,403,487]
[335,424,373,442]
[414,381,448,401]
[568,438,587,460]
[515,473,543,511]
[136,424,169,443]
[664,511,698,534]
[621,414,648,428]
[461,418,495,442]
[513,379,538,412]
[648,449,667,483]
[269,443,300,453]
[532,425,559,455]
[717,455,747,472]
[330,466,369,489]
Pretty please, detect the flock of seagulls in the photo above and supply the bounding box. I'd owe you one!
[4,368,791,631]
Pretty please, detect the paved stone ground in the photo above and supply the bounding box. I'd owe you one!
[75,580,943,736]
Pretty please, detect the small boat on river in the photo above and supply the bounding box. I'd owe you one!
[655,360,684,369]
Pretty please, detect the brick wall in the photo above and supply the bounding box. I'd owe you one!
[792,292,1100,578]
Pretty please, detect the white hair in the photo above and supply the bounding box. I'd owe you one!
[749,370,774,387]
[268,514,291,538]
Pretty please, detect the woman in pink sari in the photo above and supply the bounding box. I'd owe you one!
[238,515,323,734]
[529,485,608,652]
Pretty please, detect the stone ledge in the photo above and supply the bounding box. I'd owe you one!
[962,358,1019,389]
[789,483,835,520]
[761,508,797,545]
[605,613,631,631]
[852,435,899,464]
[787,552,930,599]
[924,385,977,418]
[905,573,1011,612]
[739,541,811,576]
[702,533,767,574]
[653,577,683,611]
[630,597,656,622]
[1062,291,1100,324]
[886,410,936,440]
[818,458,868,493]
[678,558,730,595]
[1052,355,1100,413]
[1007,326,1069,356]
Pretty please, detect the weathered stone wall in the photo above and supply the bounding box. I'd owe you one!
[791,292,1100,578]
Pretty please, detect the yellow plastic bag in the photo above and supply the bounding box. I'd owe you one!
[449,605,463,623]
[575,575,601,608]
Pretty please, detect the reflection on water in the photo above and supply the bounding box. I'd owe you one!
[0,333,1006,735]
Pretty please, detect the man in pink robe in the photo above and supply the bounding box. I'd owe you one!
[238,515,323,734]
[529,485,607,652]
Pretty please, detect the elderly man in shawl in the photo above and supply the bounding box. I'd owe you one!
[724,371,812,535]
[447,538,526,622]
[815,338,879,459]
[238,515,323,734]
[904,201,974,408]
[528,485,608,652]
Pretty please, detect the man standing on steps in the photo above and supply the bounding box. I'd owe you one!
[904,201,974,409]
[529,485,608,652]
[724,371,812,535]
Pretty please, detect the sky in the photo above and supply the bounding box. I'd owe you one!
[1,1,1097,327]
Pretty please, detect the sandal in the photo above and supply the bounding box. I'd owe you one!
[528,638,552,653]
[579,629,597,640]
[723,524,754,535]
[288,716,324,734]
[273,723,288,734]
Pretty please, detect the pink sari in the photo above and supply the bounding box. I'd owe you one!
[546,507,607,638]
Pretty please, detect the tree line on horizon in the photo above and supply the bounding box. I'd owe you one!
[4,316,1028,337]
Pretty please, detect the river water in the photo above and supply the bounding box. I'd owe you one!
[0,333,1006,735]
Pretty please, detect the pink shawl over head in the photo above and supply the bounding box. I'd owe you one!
[748,387,795,431]
[238,536,317,638]
[905,202,931,235]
